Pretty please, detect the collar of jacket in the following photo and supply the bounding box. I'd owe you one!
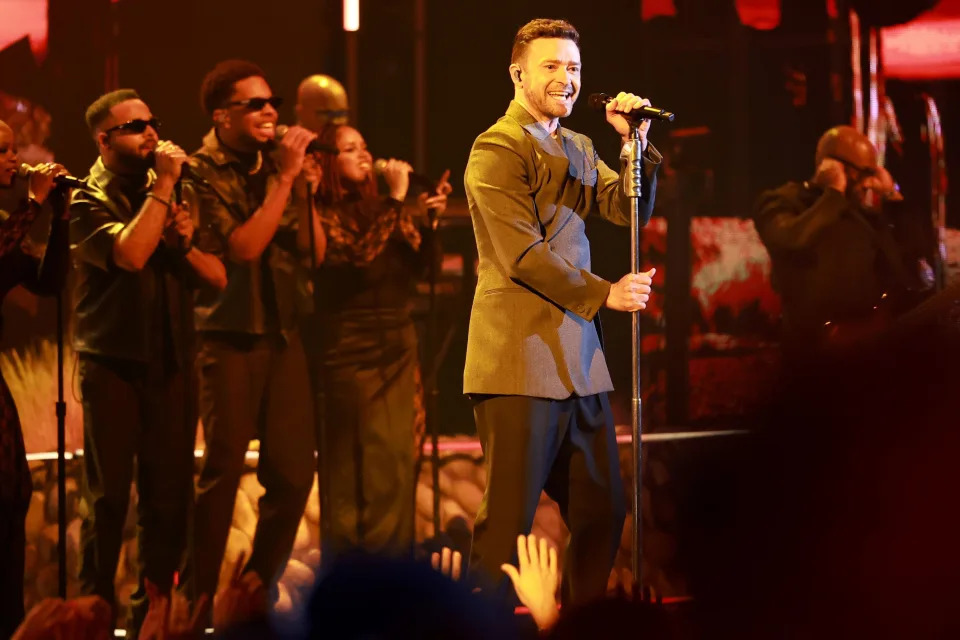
[505,100,574,144]
[199,128,267,174]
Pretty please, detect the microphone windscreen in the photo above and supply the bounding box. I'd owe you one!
[588,93,611,111]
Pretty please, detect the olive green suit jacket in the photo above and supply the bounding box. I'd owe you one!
[463,100,661,399]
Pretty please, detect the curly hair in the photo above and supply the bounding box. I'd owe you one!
[511,18,580,65]
[84,89,141,134]
[199,59,267,115]
[315,124,378,205]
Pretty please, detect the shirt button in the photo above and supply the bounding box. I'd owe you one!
[577,304,586,313]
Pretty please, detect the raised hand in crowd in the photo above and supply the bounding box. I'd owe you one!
[417,169,453,222]
[139,579,210,640]
[12,595,112,640]
[430,545,463,582]
[25,162,70,204]
[605,268,655,312]
[212,555,268,631]
[500,534,560,632]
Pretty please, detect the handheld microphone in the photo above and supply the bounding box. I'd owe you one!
[373,159,436,192]
[274,125,340,155]
[588,93,675,122]
[18,164,89,190]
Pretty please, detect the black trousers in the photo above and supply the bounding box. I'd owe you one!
[469,393,626,605]
[183,332,315,601]
[77,354,196,633]
[314,310,416,560]
[0,505,26,640]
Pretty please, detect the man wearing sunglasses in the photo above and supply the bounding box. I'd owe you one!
[179,59,324,610]
[295,73,350,131]
[754,125,924,355]
[69,88,227,635]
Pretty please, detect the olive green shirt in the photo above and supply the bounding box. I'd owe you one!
[184,129,307,341]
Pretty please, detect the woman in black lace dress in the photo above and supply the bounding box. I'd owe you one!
[0,119,70,638]
[308,123,450,560]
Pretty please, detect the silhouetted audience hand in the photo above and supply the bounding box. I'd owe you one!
[12,595,112,640]
[140,579,209,640]
[501,534,560,631]
[430,546,463,582]
[212,562,268,631]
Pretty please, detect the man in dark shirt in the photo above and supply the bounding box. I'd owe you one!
[754,125,923,355]
[180,60,324,606]
[69,89,226,635]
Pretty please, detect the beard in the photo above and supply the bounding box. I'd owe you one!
[525,85,574,119]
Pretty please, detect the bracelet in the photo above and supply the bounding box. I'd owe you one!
[145,192,172,208]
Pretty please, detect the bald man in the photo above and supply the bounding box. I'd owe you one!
[753,125,924,353]
[296,74,349,133]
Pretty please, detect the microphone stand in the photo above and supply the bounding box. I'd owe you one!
[424,209,441,538]
[306,184,332,551]
[623,123,646,598]
[48,191,68,599]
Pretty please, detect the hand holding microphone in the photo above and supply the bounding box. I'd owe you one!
[17,163,76,203]
[588,92,675,142]
[376,158,415,201]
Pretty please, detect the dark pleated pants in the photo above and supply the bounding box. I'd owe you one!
[315,309,417,560]
[77,354,196,635]
[183,331,315,602]
[469,392,626,606]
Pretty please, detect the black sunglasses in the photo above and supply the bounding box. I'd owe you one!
[827,154,877,181]
[104,117,162,135]
[224,96,284,111]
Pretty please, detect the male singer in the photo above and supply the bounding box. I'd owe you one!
[70,89,225,635]
[463,18,661,604]
[181,60,324,605]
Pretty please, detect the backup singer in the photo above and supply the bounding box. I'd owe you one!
[180,60,324,604]
[753,125,928,356]
[0,120,69,639]
[463,19,661,604]
[310,123,450,558]
[69,90,225,635]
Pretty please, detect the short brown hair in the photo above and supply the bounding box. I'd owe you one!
[84,89,141,134]
[511,18,580,65]
[200,59,266,115]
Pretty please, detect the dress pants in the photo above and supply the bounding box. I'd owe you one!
[315,310,417,560]
[469,392,626,605]
[183,331,315,602]
[77,354,195,636]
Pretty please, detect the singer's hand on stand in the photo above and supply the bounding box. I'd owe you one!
[153,141,188,187]
[26,162,69,204]
[605,268,655,312]
[605,92,652,148]
[276,125,317,182]
[416,168,452,218]
[302,153,322,191]
[380,158,413,201]
[294,153,322,201]
[164,202,194,250]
